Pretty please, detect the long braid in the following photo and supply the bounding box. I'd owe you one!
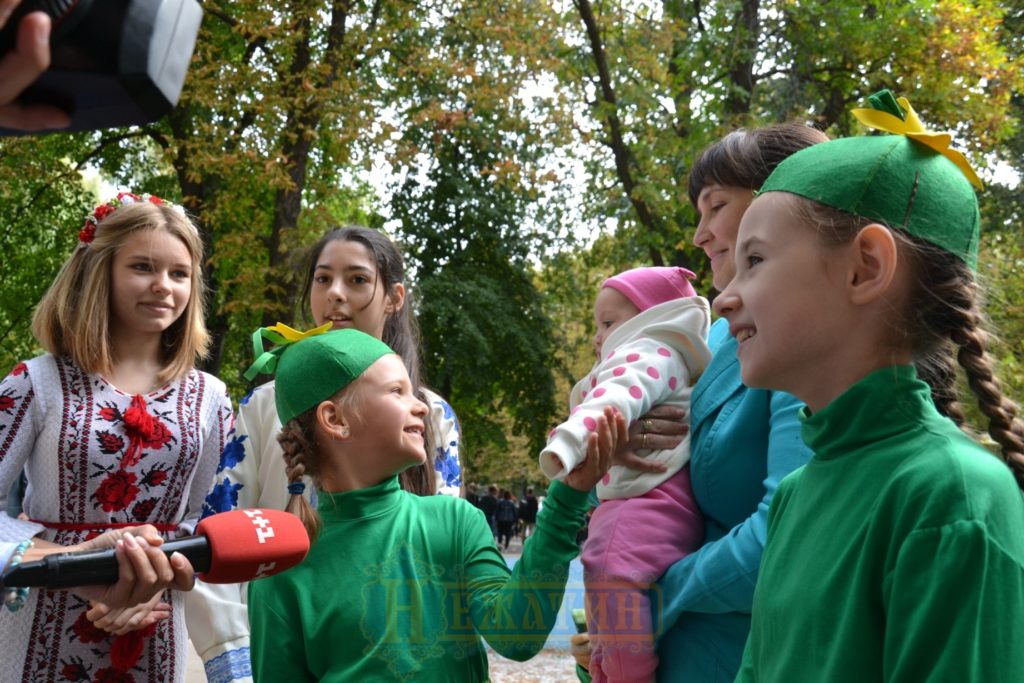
[946,290,1024,487]
[907,241,1024,488]
[278,414,323,541]
[807,204,1024,488]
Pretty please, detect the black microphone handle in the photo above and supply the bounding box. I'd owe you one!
[1,536,211,589]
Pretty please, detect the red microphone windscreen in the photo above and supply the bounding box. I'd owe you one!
[195,509,310,583]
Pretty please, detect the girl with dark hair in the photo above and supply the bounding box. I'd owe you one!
[187,226,462,683]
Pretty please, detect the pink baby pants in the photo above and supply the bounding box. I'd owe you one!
[581,467,703,683]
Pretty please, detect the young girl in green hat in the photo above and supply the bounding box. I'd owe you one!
[713,91,1024,681]
[245,327,626,681]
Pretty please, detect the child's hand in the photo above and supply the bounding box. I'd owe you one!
[564,406,626,491]
[570,632,592,671]
[87,593,171,634]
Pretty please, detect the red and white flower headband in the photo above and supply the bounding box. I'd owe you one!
[78,192,184,245]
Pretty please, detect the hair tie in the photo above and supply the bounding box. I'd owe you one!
[4,539,34,612]
[243,322,333,381]
[287,482,306,495]
[78,191,186,245]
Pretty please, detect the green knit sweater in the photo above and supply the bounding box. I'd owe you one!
[249,477,589,681]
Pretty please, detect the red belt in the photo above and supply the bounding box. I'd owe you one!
[30,520,178,532]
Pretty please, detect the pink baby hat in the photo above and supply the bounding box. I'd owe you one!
[602,266,698,312]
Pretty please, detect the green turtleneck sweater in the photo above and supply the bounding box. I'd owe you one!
[248,477,589,682]
[736,365,1024,683]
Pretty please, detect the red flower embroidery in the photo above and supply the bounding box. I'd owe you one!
[93,471,140,512]
[92,667,136,683]
[141,419,172,451]
[141,468,168,487]
[131,498,158,522]
[97,431,125,455]
[0,392,14,413]
[70,611,108,644]
[109,622,155,676]
[11,362,26,376]
[60,661,90,681]
[119,395,173,469]
[98,405,120,422]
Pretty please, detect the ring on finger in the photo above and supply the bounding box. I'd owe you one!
[641,432,648,449]
[643,419,654,433]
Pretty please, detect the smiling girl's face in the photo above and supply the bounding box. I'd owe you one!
[712,192,855,410]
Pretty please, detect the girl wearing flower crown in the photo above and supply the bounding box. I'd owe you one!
[186,226,463,683]
[711,92,1024,681]
[245,327,623,681]
[0,193,233,682]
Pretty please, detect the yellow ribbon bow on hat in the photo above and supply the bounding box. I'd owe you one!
[852,91,983,190]
[244,322,333,381]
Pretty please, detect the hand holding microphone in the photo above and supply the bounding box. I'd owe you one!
[2,508,310,589]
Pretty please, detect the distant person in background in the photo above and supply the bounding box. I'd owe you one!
[466,483,482,508]
[519,487,538,539]
[495,489,519,550]
[480,485,499,538]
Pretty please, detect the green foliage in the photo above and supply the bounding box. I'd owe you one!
[391,113,561,464]
[1,0,1022,485]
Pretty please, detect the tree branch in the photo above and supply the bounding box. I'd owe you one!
[573,0,664,264]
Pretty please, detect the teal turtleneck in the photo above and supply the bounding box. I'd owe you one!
[249,477,589,682]
[736,365,1024,683]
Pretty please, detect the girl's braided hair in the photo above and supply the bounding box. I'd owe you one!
[799,199,1024,488]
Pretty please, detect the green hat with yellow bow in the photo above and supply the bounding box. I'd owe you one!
[759,90,982,268]
[245,323,395,425]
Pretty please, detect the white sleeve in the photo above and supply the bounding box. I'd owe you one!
[539,339,683,478]
[184,382,280,683]
[0,359,46,542]
[423,389,463,497]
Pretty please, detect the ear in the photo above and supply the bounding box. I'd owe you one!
[316,400,352,440]
[847,224,898,305]
[385,282,406,316]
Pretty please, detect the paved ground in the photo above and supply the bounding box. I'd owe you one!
[187,645,579,682]
[186,534,583,682]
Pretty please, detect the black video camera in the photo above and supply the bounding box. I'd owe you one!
[0,0,202,135]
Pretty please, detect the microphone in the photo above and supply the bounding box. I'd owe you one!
[1,509,310,589]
